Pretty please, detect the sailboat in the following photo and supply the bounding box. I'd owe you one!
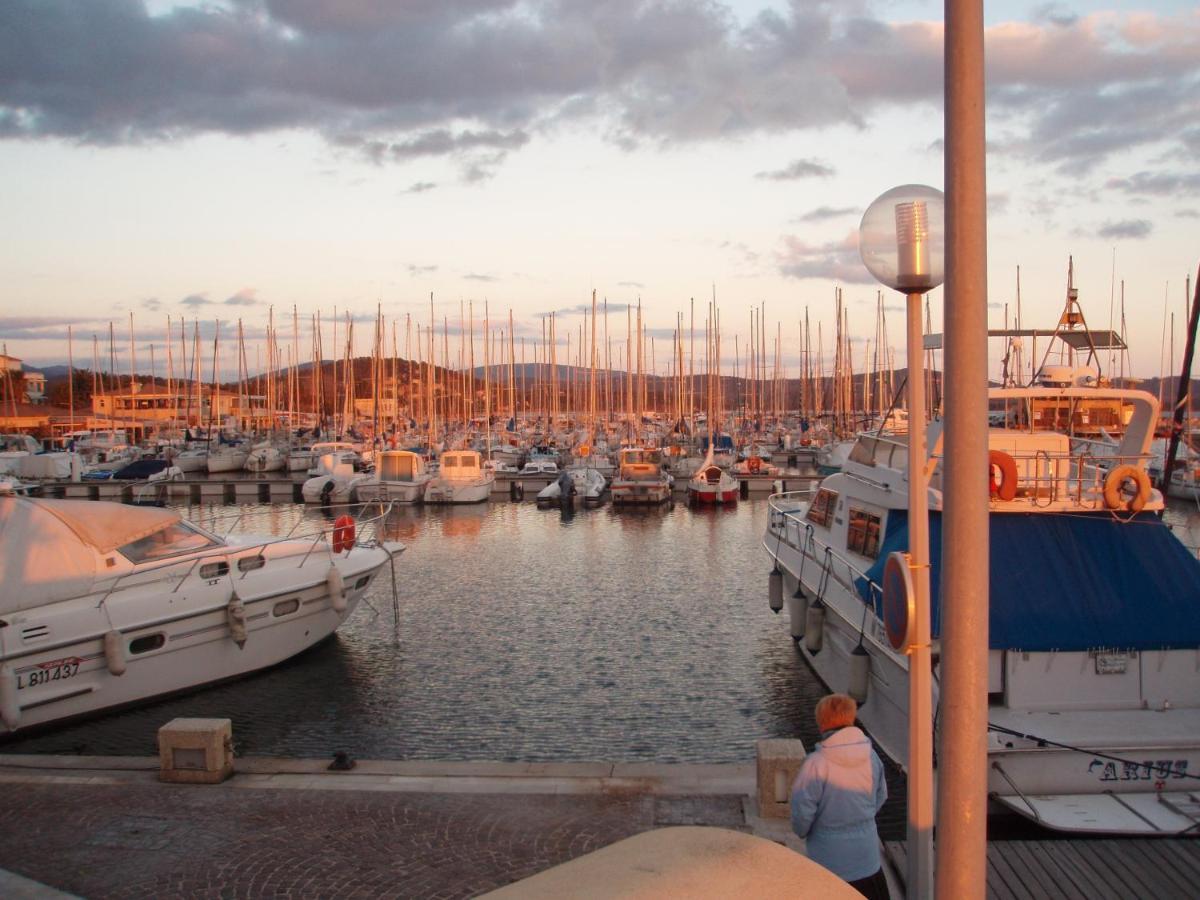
[687,446,738,504]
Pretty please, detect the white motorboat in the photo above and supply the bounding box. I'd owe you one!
[0,434,42,475]
[425,450,494,504]
[301,453,372,504]
[537,467,606,505]
[762,372,1200,835]
[356,450,432,504]
[0,497,400,733]
[306,442,359,475]
[610,447,672,505]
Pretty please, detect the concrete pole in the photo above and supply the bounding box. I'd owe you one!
[906,290,935,899]
[939,0,990,896]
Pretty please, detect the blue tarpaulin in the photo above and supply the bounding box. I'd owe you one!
[856,511,1200,651]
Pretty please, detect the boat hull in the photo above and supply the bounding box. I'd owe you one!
[2,552,385,733]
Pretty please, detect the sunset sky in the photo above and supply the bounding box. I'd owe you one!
[2,1,1198,384]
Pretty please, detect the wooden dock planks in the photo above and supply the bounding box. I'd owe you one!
[884,839,1200,899]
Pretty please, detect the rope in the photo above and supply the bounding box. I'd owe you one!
[987,722,1200,781]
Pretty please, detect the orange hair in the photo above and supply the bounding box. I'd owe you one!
[815,694,857,732]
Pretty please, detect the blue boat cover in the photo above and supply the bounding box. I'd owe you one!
[855,511,1200,651]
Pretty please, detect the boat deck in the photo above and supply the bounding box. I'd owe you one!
[885,838,1200,899]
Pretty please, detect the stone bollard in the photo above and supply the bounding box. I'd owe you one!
[756,738,807,819]
[158,717,234,784]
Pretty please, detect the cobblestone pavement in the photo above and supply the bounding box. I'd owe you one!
[0,782,750,899]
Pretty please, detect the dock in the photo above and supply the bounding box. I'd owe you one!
[30,468,819,504]
[885,838,1200,899]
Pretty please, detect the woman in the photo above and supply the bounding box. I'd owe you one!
[790,694,889,899]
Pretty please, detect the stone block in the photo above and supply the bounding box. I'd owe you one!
[158,717,234,784]
[756,738,807,819]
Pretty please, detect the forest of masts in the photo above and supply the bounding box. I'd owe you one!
[63,289,934,438]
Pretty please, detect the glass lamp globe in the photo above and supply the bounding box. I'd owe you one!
[859,185,945,293]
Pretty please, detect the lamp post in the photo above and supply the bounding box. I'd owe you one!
[860,184,945,900]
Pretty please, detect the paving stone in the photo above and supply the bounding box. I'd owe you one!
[0,782,750,899]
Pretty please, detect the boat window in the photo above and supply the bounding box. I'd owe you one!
[238,554,266,572]
[272,598,300,617]
[129,633,166,654]
[118,522,222,564]
[806,489,838,528]
[846,507,883,559]
[443,455,458,467]
[199,561,230,579]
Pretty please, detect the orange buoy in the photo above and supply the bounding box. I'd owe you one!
[988,450,1018,501]
[1103,464,1151,513]
[332,514,356,553]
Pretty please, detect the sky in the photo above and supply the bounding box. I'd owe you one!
[2,0,1198,385]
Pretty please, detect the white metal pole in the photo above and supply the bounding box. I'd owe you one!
[906,290,935,899]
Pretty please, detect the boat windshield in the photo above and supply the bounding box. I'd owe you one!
[118,521,222,564]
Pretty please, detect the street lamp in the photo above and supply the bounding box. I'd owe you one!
[860,184,944,900]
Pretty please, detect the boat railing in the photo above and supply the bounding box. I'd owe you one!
[767,490,884,614]
[927,449,1154,508]
[93,500,396,608]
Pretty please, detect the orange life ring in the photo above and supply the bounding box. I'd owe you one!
[1103,465,1151,513]
[332,514,356,553]
[988,450,1018,501]
[748,457,762,474]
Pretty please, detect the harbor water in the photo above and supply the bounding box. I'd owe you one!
[7,491,1200,839]
[2,498,835,766]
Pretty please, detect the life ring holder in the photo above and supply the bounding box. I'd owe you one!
[748,457,762,474]
[332,514,356,553]
[1103,464,1151,513]
[988,450,1018,501]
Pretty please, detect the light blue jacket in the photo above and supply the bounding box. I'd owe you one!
[790,726,887,882]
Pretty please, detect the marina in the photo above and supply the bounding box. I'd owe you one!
[3,0,1199,891]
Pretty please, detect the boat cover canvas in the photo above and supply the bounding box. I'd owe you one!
[0,497,97,610]
[34,498,181,554]
[855,511,1200,651]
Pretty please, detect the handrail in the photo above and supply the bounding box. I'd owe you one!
[91,500,396,608]
[767,491,883,614]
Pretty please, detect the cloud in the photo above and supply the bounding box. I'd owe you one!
[756,158,834,181]
[224,289,258,306]
[777,230,872,283]
[1096,219,1153,240]
[408,264,438,277]
[142,297,162,311]
[796,205,857,223]
[181,293,210,308]
[1031,4,1079,28]
[403,181,437,194]
[463,273,497,282]
[0,4,1196,181]
[616,281,644,289]
[1105,171,1200,197]
[1175,209,1199,219]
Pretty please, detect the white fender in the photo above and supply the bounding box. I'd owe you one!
[804,600,825,654]
[768,569,783,613]
[848,643,870,704]
[0,664,19,731]
[787,586,807,641]
[327,565,347,613]
[104,629,127,676]
[227,591,248,648]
